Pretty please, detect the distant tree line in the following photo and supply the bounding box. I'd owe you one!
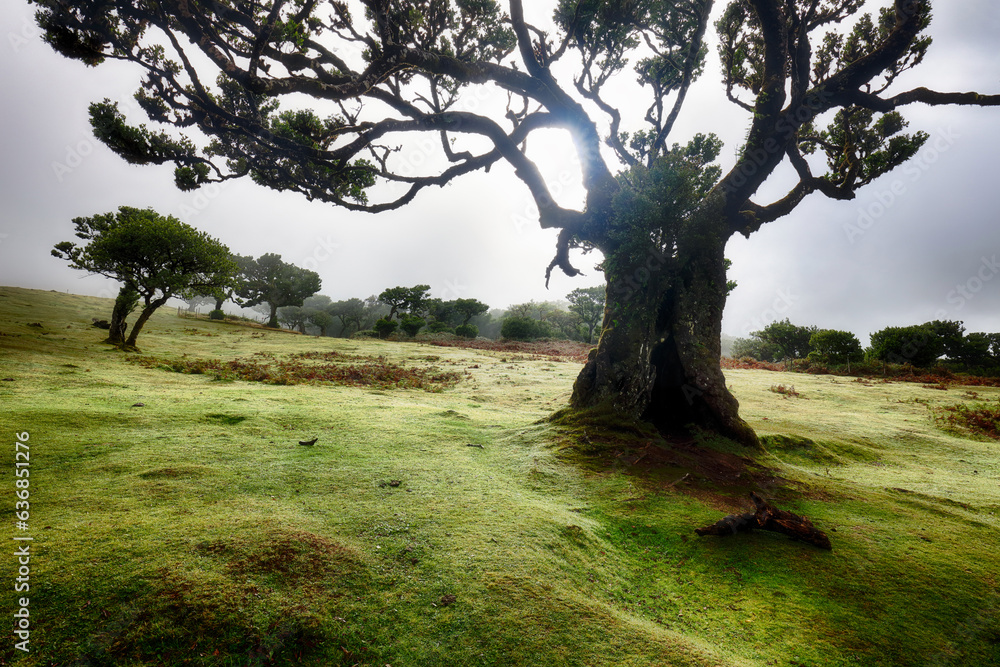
[253,284,606,343]
[54,205,607,348]
[732,318,1000,374]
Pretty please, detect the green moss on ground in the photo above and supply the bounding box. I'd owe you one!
[0,287,998,666]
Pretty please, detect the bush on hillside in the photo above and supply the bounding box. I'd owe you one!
[373,318,398,339]
[399,315,425,337]
[428,321,454,334]
[808,329,863,365]
[500,316,553,341]
[455,324,478,339]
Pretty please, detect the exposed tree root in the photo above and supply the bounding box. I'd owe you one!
[695,492,832,550]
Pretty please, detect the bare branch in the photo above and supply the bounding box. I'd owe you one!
[849,87,1000,113]
[509,0,546,78]
[650,0,714,158]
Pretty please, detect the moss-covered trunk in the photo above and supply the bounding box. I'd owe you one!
[571,209,758,447]
[105,286,139,347]
[124,296,169,349]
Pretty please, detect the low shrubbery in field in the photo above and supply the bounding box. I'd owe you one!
[129,352,462,391]
[934,400,1000,439]
[499,316,554,341]
[454,323,478,339]
[770,384,800,398]
[723,355,1000,388]
[425,337,591,363]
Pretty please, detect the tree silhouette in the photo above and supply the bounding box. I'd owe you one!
[566,286,605,344]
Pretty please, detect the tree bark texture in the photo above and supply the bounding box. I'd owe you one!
[105,286,138,348]
[124,296,169,349]
[572,209,758,447]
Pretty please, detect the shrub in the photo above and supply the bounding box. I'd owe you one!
[867,324,943,367]
[455,323,479,339]
[399,315,426,337]
[934,401,1000,439]
[500,316,552,341]
[753,319,817,359]
[731,337,782,362]
[808,329,863,365]
[428,321,454,334]
[130,353,461,392]
[352,330,380,339]
[209,309,225,320]
[373,318,398,339]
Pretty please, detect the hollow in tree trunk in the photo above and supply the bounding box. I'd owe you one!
[571,220,758,447]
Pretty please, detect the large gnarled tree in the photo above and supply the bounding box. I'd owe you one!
[31,0,999,445]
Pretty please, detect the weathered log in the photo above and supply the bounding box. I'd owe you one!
[695,492,832,550]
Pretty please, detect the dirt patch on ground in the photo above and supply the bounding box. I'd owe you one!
[195,529,361,583]
[608,437,789,512]
[546,409,791,512]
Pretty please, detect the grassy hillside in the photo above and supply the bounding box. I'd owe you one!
[0,286,997,666]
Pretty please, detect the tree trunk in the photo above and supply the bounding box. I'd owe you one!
[571,222,758,447]
[266,303,279,328]
[105,286,139,347]
[124,297,169,349]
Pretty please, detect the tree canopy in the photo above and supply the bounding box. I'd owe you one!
[32,0,1000,444]
[378,285,432,320]
[808,329,863,366]
[52,206,237,348]
[235,253,322,328]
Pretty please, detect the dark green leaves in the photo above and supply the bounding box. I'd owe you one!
[801,107,929,189]
[605,134,722,272]
[809,5,932,90]
[52,206,238,301]
[89,101,198,167]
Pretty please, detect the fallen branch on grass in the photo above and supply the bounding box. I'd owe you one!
[695,492,832,550]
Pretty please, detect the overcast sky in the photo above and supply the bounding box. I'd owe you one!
[2,2,999,344]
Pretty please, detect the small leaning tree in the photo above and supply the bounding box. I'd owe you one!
[53,206,238,349]
[31,0,1000,445]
